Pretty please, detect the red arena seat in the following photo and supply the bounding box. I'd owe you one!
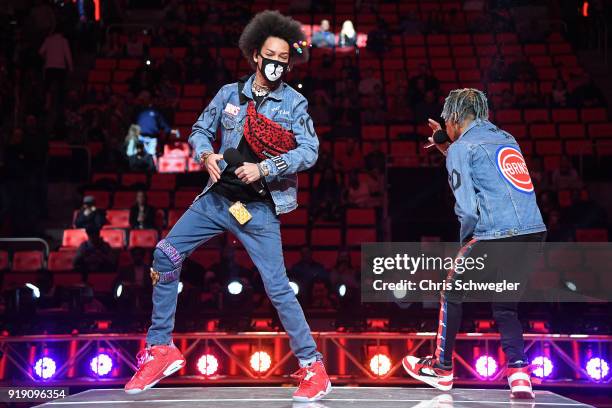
[12,251,44,272]
[129,229,159,248]
[346,228,377,246]
[105,209,130,228]
[100,229,127,249]
[311,228,341,246]
[62,229,88,248]
[47,251,77,271]
[0,250,9,270]
[150,173,177,190]
[158,157,187,173]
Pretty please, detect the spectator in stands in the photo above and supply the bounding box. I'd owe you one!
[486,56,508,83]
[125,33,145,58]
[129,191,156,229]
[358,67,382,97]
[550,79,569,107]
[408,64,439,103]
[135,91,171,143]
[308,278,336,310]
[311,19,335,48]
[338,20,357,48]
[414,90,441,124]
[551,156,583,191]
[366,21,390,54]
[73,225,117,281]
[310,167,344,222]
[128,142,156,173]
[75,195,107,230]
[125,120,160,158]
[118,247,151,288]
[347,169,382,208]
[39,27,73,110]
[336,138,364,173]
[330,249,359,292]
[333,95,361,137]
[158,49,183,81]
[288,248,330,294]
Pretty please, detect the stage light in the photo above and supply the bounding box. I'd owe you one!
[338,284,347,297]
[289,281,299,295]
[115,284,123,298]
[90,353,113,376]
[227,281,243,295]
[34,357,57,380]
[177,281,183,294]
[25,283,40,299]
[564,280,577,291]
[297,83,303,89]
[250,351,271,372]
[196,354,219,376]
[146,59,151,65]
[531,356,553,378]
[475,355,498,378]
[586,357,609,380]
[369,353,391,376]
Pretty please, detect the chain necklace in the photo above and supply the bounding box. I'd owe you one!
[252,81,270,97]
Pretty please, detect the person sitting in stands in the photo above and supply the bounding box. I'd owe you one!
[75,195,107,230]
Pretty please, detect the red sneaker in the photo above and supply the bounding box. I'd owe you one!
[291,361,332,402]
[507,366,535,399]
[402,355,453,391]
[124,344,186,394]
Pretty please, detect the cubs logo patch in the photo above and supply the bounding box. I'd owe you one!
[496,145,534,193]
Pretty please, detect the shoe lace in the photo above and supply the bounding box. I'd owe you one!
[135,348,157,376]
[420,356,436,367]
[291,366,316,389]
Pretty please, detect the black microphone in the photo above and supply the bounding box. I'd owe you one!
[223,148,266,197]
[425,129,451,149]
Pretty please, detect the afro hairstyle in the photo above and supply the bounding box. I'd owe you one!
[239,10,309,69]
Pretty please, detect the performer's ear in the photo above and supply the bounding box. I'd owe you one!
[252,50,258,65]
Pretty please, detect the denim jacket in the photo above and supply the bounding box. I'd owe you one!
[188,74,319,215]
[446,119,546,243]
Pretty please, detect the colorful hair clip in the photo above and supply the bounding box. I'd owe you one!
[293,41,311,54]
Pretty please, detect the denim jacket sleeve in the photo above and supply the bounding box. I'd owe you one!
[263,95,319,177]
[188,85,227,161]
[446,142,479,244]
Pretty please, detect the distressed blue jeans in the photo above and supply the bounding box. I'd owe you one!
[146,191,321,367]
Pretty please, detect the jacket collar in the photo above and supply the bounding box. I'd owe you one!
[239,73,285,105]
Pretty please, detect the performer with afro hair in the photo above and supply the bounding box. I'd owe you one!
[125,10,332,402]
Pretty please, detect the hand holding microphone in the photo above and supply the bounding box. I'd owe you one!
[223,148,267,196]
[424,118,451,156]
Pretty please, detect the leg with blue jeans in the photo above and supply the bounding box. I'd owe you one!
[146,193,225,346]
[228,199,322,367]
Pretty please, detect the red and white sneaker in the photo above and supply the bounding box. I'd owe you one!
[124,344,186,394]
[291,361,332,402]
[507,366,535,399]
[402,355,453,391]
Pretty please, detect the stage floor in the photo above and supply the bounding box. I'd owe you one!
[35,386,593,408]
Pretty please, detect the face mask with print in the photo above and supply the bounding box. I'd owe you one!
[258,55,288,83]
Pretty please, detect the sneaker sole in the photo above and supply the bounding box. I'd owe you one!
[124,359,186,395]
[292,381,332,402]
[402,359,453,392]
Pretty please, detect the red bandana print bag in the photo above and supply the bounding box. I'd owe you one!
[243,101,297,161]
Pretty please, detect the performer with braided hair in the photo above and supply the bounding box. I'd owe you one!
[125,11,332,402]
[402,88,546,399]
